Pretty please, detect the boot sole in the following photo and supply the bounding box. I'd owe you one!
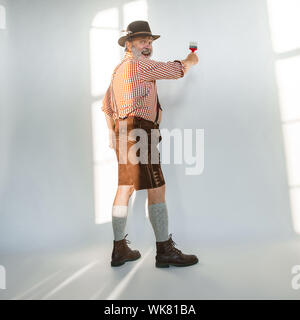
[111,254,141,267]
[156,259,198,268]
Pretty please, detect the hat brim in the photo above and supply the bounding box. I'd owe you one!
[118,34,160,47]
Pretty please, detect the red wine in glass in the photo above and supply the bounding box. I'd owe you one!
[189,41,197,53]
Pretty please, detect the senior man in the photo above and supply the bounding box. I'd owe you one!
[101,21,199,268]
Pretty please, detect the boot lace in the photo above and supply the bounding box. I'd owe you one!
[124,233,131,245]
[168,233,182,255]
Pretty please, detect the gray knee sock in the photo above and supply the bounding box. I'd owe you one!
[148,202,169,242]
[112,205,128,241]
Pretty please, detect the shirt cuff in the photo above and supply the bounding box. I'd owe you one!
[173,60,185,77]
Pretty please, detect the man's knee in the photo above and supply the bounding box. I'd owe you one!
[147,184,165,192]
[147,184,166,199]
[117,185,135,197]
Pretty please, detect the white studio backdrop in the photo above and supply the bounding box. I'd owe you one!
[0,0,296,254]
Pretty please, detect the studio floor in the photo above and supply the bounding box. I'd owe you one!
[1,234,300,300]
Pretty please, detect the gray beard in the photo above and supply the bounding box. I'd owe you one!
[131,45,152,58]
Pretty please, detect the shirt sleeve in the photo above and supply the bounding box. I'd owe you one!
[137,58,185,82]
[101,84,114,117]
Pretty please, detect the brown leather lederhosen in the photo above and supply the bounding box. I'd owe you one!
[111,66,165,190]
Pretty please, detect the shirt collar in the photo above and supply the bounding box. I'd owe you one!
[124,51,134,59]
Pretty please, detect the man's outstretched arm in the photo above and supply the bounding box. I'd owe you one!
[138,52,199,82]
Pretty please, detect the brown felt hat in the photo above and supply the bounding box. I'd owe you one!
[118,20,160,47]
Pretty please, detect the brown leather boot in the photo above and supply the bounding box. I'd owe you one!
[155,233,198,268]
[111,234,141,267]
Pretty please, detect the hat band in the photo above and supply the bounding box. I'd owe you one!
[127,31,153,37]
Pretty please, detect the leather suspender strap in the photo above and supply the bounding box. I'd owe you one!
[111,83,120,120]
[154,94,161,126]
[111,71,120,120]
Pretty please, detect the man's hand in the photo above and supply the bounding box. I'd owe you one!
[181,52,199,73]
[186,52,199,65]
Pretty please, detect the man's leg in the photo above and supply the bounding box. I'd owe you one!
[147,184,198,268]
[147,184,166,205]
[112,185,134,241]
[147,184,169,242]
[111,184,141,267]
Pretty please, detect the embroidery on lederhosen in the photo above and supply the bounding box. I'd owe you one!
[149,129,163,186]
[153,168,161,186]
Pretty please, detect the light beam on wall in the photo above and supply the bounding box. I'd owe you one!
[90,8,120,224]
[267,0,300,54]
[267,0,300,233]
[90,1,148,224]
[123,0,148,29]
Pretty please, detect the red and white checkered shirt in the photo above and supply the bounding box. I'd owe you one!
[101,51,185,122]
